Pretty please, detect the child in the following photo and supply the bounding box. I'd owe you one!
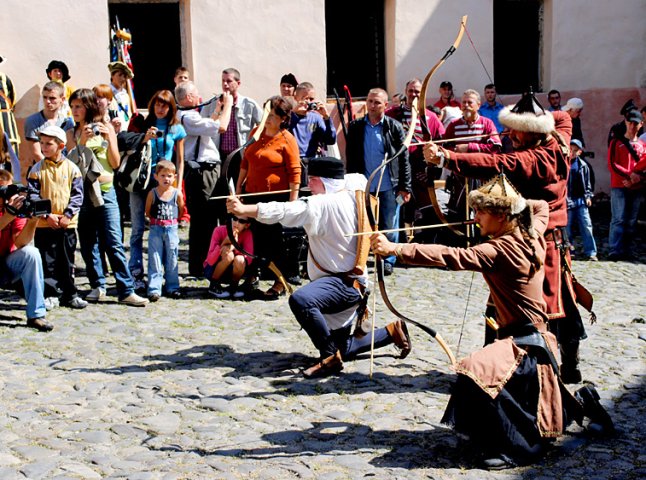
[204,216,253,299]
[145,160,185,301]
[567,139,598,261]
[28,125,86,309]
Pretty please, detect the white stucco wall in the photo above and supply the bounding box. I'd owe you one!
[389,0,494,102]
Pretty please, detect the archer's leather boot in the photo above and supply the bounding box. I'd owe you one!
[560,342,582,384]
[386,320,412,359]
[303,350,343,378]
[574,384,615,435]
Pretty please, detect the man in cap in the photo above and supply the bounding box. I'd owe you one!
[279,73,298,98]
[567,139,597,261]
[607,108,645,261]
[433,81,460,109]
[226,157,411,378]
[108,61,134,130]
[423,90,587,384]
[371,173,614,469]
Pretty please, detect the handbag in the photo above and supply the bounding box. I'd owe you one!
[115,134,153,193]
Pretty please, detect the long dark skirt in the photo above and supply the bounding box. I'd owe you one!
[441,354,561,465]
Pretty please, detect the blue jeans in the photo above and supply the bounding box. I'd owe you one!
[147,224,180,295]
[5,245,46,320]
[289,276,392,359]
[609,188,644,256]
[375,188,401,266]
[566,204,597,257]
[129,189,148,278]
[78,187,135,299]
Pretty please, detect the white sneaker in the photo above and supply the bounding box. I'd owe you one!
[44,297,59,311]
[120,292,149,307]
[86,287,107,302]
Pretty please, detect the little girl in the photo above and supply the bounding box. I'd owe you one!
[145,160,185,301]
[204,217,253,299]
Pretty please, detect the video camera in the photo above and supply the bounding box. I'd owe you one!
[0,184,52,218]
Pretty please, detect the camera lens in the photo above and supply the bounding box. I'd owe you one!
[155,131,164,138]
[92,124,101,136]
[307,102,317,111]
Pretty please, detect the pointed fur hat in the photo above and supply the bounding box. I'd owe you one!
[468,171,527,215]
[499,88,554,134]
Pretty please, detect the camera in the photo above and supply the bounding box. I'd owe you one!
[155,130,164,138]
[91,123,102,136]
[0,184,51,218]
[108,110,119,120]
[581,151,595,159]
[307,102,318,111]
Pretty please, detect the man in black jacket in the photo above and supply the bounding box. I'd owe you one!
[345,88,411,275]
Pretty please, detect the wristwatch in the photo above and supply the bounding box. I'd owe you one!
[435,150,446,168]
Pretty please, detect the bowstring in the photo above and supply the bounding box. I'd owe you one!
[464,25,494,84]
[455,270,475,359]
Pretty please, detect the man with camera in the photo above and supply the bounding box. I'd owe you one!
[289,82,337,159]
[0,170,52,331]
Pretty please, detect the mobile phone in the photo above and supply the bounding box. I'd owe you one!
[395,194,405,206]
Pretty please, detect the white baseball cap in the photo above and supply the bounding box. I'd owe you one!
[38,125,67,144]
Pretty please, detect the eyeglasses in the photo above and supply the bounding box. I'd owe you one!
[232,216,250,224]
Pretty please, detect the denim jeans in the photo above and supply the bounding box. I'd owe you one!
[78,187,135,299]
[288,276,392,360]
[5,245,46,320]
[147,224,180,295]
[129,189,148,278]
[609,188,644,256]
[566,205,597,257]
[375,188,401,266]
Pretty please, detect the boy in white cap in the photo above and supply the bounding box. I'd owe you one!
[28,125,86,309]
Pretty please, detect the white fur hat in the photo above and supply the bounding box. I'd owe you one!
[498,89,555,134]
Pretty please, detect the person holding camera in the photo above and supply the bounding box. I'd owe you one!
[289,82,336,159]
[0,170,52,331]
[127,90,187,290]
[67,89,148,307]
[566,139,597,261]
[27,125,86,309]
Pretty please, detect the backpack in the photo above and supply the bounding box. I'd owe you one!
[115,132,153,192]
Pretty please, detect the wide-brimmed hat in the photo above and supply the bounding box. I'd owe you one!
[46,60,70,83]
[108,61,134,79]
[499,89,555,134]
[469,172,527,215]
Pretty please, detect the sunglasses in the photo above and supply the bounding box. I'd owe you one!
[232,216,250,224]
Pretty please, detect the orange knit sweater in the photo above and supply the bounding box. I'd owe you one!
[241,129,301,193]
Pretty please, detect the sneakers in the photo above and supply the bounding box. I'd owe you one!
[120,292,149,307]
[44,297,59,311]
[27,317,54,332]
[208,283,231,299]
[86,287,106,302]
[231,288,245,300]
[166,290,183,300]
[148,293,161,302]
[61,296,88,309]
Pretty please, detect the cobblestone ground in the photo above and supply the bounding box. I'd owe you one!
[0,207,644,479]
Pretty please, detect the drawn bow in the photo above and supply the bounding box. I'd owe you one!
[366,96,456,368]
[418,15,468,238]
[221,100,293,295]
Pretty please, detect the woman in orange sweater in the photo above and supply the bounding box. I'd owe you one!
[236,96,301,299]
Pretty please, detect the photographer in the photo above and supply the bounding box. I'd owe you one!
[567,139,597,261]
[0,170,52,331]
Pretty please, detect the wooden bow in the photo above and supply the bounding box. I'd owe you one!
[365,97,456,368]
[419,15,468,238]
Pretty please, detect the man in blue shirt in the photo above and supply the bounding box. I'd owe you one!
[289,82,336,159]
[345,88,411,275]
[478,83,504,134]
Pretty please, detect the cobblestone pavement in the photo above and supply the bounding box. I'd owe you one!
[0,215,644,479]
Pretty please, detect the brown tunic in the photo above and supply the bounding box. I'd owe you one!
[399,200,564,437]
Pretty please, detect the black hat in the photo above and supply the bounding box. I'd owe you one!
[280,73,298,88]
[308,156,345,180]
[439,81,453,89]
[46,60,70,83]
[625,109,643,124]
[620,99,638,116]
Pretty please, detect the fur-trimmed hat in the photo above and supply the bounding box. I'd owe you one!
[46,60,70,83]
[108,61,134,79]
[498,89,555,134]
[468,172,527,215]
